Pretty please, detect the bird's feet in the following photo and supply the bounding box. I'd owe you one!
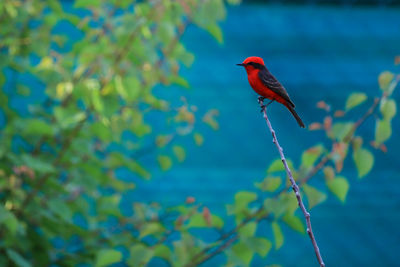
[258,97,266,112]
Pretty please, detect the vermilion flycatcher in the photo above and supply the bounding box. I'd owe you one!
[237,56,305,128]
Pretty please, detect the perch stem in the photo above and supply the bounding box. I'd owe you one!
[259,100,325,267]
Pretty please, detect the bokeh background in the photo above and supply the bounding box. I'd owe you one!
[1,0,400,266]
[148,3,400,266]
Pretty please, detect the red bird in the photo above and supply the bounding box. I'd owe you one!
[237,56,305,128]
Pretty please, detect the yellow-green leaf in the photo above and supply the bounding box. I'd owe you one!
[95,249,122,267]
[139,222,165,238]
[232,242,254,265]
[282,214,305,234]
[326,176,349,202]
[235,191,257,207]
[206,23,223,44]
[303,184,327,209]
[267,158,294,173]
[345,92,367,111]
[244,237,272,257]
[172,145,186,162]
[332,122,354,141]
[157,155,172,171]
[255,176,281,192]
[378,71,394,91]
[238,222,257,237]
[74,0,101,8]
[193,132,204,146]
[375,119,392,145]
[271,222,284,249]
[380,99,397,120]
[301,145,324,169]
[353,148,374,178]
[129,244,154,266]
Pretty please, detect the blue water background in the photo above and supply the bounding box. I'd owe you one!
[4,2,400,266]
[138,4,400,266]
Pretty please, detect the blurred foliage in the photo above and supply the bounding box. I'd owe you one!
[0,0,398,266]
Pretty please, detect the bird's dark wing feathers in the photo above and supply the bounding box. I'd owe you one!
[258,68,295,107]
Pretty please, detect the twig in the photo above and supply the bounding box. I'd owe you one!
[343,96,381,142]
[187,94,385,266]
[186,235,239,267]
[259,99,325,267]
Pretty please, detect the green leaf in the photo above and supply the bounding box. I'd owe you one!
[48,199,72,221]
[54,107,86,129]
[170,75,190,88]
[21,154,55,173]
[97,195,121,217]
[303,184,327,209]
[378,71,394,91]
[129,244,154,266]
[95,249,122,267]
[332,122,354,141]
[172,145,186,162]
[267,159,284,173]
[6,250,31,267]
[74,0,101,8]
[267,158,294,173]
[125,159,151,179]
[155,134,172,148]
[264,198,286,219]
[326,176,349,202]
[232,242,254,265]
[375,119,392,145]
[282,214,305,234]
[108,153,150,179]
[0,206,19,235]
[154,245,172,263]
[279,192,298,215]
[244,237,272,257]
[255,176,281,192]
[264,193,297,219]
[157,155,172,171]
[139,222,165,239]
[24,119,55,136]
[380,99,397,120]
[345,92,367,111]
[187,213,224,229]
[353,148,374,178]
[193,133,204,146]
[206,23,223,44]
[238,222,257,237]
[301,145,324,169]
[235,191,257,210]
[90,122,112,142]
[271,222,284,249]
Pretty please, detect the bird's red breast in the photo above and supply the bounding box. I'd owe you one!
[237,56,305,128]
[240,57,287,105]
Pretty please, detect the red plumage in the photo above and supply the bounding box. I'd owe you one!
[237,56,305,128]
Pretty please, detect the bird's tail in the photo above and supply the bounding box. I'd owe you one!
[285,103,305,128]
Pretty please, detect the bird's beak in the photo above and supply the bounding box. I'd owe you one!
[236,63,245,66]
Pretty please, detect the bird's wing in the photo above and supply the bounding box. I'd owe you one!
[258,68,295,107]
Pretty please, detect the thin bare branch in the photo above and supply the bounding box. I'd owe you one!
[258,98,325,267]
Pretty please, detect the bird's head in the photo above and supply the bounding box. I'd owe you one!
[237,56,265,74]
